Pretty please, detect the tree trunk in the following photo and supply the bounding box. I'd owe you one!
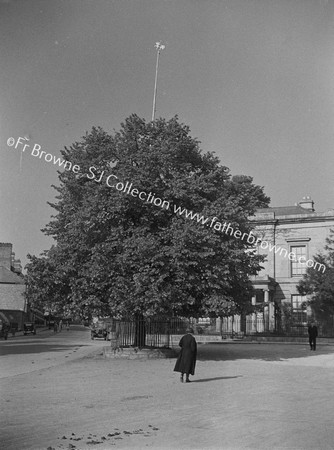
[133,314,146,348]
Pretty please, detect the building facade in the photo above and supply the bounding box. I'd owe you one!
[220,197,334,336]
[0,243,27,329]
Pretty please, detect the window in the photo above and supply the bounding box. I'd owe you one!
[290,245,307,277]
[255,290,264,303]
[291,295,307,323]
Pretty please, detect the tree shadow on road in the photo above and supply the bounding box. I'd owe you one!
[196,343,334,362]
[192,375,242,383]
[0,343,90,356]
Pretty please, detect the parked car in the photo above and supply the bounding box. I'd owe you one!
[10,322,18,336]
[23,322,36,335]
[0,322,9,340]
[90,323,108,340]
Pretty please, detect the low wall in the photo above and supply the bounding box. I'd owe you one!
[103,346,177,359]
[170,334,222,346]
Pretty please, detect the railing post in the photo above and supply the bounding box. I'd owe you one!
[167,319,170,348]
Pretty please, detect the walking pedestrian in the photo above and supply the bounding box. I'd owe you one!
[53,321,58,333]
[66,321,70,331]
[308,321,318,350]
[174,327,197,383]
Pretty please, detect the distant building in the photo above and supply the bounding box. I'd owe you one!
[220,197,334,336]
[0,243,27,329]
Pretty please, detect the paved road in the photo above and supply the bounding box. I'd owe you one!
[197,340,334,362]
[0,325,103,378]
[2,329,334,450]
[2,327,333,378]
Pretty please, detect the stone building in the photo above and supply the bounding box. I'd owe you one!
[220,196,334,335]
[0,243,27,329]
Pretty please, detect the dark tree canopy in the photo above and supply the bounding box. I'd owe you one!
[25,115,270,320]
[298,231,334,324]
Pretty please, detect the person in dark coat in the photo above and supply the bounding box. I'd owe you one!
[308,322,318,350]
[174,328,197,383]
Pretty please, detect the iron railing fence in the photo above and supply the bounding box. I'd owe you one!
[108,318,192,349]
[105,316,334,348]
[220,317,334,338]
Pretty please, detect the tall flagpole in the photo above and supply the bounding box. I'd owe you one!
[152,42,165,121]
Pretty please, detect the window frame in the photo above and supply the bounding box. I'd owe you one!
[290,244,307,277]
[285,238,310,278]
[291,294,307,324]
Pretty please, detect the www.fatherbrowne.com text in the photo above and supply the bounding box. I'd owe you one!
[7,136,326,273]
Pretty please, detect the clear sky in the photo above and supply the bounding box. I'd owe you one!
[1,0,334,269]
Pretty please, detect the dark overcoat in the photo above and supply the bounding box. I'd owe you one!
[173,333,197,375]
[308,325,318,338]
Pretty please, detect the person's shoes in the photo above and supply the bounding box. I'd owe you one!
[185,379,191,383]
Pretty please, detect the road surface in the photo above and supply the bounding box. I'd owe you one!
[0,325,102,378]
[1,327,334,450]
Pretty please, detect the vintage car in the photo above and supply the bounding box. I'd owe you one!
[91,327,108,340]
[0,322,9,340]
[90,322,108,340]
[23,322,36,335]
[10,322,18,336]
[48,319,55,329]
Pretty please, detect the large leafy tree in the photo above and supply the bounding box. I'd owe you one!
[25,247,72,318]
[298,231,334,329]
[26,115,269,320]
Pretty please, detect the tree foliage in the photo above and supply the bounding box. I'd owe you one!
[298,231,334,322]
[25,115,270,319]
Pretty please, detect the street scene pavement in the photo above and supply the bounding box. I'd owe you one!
[1,326,334,450]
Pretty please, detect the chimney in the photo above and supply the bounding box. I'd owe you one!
[0,243,13,270]
[12,259,22,274]
[299,196,314,212]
